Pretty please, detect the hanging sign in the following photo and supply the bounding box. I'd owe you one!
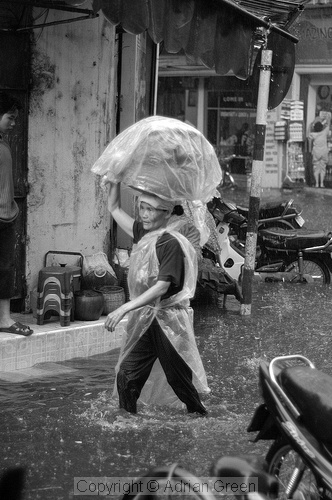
[291,6,332,65]
[219,91,255,108]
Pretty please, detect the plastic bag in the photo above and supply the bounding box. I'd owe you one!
[91,116,222,203]
[82,252,118,290]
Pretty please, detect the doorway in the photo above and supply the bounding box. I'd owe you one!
[0,30,31,310]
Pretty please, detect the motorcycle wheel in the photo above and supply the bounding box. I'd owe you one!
[266,438,320,500]
[284,257,331,284]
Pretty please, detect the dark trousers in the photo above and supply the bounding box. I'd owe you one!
[0,221,16,299]
[117,319,206,414]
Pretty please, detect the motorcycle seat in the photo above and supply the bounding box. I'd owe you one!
[279,366,332,444]
[237,201,295,219]
[260,229,330,250]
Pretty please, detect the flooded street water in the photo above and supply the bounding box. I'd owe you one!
[1,187,332,500]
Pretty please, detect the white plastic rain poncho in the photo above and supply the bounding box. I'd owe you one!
[91,115,222,204]
[112,220,210,408]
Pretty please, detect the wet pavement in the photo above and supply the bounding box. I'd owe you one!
[0,186,332,500]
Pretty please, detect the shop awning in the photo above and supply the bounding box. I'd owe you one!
[3,0,311,80]
[92,0,311,79]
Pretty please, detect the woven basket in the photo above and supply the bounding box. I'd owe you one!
[99,286,126,315]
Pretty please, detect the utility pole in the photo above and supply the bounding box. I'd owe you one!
[240,45,272,316]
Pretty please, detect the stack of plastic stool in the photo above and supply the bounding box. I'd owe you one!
[36,266,79,326]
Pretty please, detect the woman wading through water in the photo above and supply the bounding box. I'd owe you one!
[104,182,210,417]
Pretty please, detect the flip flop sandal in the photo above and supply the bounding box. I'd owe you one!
[0,322,33,336]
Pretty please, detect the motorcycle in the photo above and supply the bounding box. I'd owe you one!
[253,227,332,284]
[248,355,332,500]
[207,199,332,284]
[207,197,305,243]
[120,456,278,500]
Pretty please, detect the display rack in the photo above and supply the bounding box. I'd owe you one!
[280,100,306,187]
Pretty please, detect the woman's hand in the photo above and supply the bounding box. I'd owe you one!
[100,175,111,192]
[105,304,128,332]
[104,281,171,331]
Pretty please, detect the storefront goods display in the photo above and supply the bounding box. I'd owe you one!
[274,121,287,142]
[278,99,306,186]
[290,101,304,122]
[91,116,222,203]
[289,122,303,142]
[287,143,305,183]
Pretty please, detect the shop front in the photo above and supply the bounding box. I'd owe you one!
[205,78,256,182]
[156,1,332,191]
[157,67,282,188]
[292,2,332,187]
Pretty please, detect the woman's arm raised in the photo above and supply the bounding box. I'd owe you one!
[107,181,135,238]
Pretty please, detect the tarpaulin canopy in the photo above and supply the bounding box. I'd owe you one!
[92,0,311,79]
[4,0,311,80]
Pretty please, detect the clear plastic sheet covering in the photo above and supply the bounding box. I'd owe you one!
[92,0,310,80]
[112,224,210,408]
[91,116,222,203]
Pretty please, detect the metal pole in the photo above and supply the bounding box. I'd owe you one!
[153,43,160,116]
[240,48,272,316]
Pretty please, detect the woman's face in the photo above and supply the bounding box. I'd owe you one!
[0,109,18,135]
[139,201,170,232]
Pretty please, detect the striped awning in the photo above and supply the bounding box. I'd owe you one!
[92,0,311,79]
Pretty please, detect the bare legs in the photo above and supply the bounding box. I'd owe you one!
[0,298,14,328]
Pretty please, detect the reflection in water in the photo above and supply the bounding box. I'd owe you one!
[1,189,332,499]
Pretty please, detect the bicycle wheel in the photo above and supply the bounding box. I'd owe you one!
[266,439,319,500]
[284,257,331,284]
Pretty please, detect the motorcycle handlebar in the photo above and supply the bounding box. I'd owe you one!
[268,355,315,419]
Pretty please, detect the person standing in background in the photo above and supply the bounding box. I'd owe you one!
[0,92,33,336]
[309,120,330,188]
[236,123,250,156]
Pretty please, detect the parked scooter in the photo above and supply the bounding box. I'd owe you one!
[207,199,332,284]
[248,355,332,500]
[208,197,305,244]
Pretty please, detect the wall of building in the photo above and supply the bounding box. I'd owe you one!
[26,10,117,296]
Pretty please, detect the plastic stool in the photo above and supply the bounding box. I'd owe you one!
[37,293,72,326]
[38,266,76,295]
[37,266,77,326]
